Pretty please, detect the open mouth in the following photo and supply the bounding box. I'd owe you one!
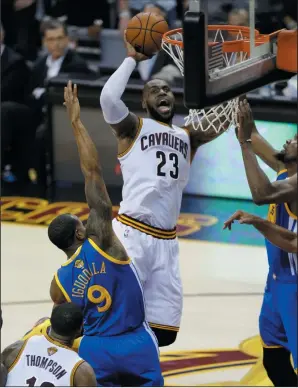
[157,99,171,114]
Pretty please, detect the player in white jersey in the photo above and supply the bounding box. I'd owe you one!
[100,34,232,346]
[2,303,97,387]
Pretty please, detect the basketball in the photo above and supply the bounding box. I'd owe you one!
[126,12,169,57]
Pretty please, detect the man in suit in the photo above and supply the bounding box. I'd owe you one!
[1,19,92,192]
[1,23,32,185]
[1,24,30,104]
[28,18,92,116]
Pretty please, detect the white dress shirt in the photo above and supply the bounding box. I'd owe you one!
[32,53,65,99]
[46,54,64,79]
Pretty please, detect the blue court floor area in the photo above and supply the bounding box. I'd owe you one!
[181,195,268,246]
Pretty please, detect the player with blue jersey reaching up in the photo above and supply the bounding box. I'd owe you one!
[224,210,297,253]
[235,100,297,387]
[48,81,163,387]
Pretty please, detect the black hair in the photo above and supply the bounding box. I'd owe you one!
[48,214,77,250]
[41,18,68,37]
[51,303,83,337]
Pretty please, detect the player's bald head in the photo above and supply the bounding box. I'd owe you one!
[51,303,83,338]
[48,213,86,250]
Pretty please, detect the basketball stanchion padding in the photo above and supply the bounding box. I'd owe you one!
[276,29,297,73]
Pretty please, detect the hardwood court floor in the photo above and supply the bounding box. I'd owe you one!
[1,220,272,386]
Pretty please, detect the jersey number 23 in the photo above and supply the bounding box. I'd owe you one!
[156,151,179,179]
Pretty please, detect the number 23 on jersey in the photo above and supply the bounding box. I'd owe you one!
[156,151,179,179]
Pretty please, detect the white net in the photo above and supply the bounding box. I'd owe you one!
[162,28,248,132]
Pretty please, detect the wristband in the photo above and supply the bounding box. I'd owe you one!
[240,139,252,145]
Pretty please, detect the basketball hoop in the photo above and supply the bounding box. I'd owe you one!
[162,25,283,132]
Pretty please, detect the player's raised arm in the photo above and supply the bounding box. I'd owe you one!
[64,81,113,242]
[64,82,128,260]
[99,33,148,148]
[237,100,297,205]
[250,126,284,173]
[235,102,284,172]
[224,210,298,253]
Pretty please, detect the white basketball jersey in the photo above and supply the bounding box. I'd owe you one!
[118,118,191,229]
[6,335,84,387]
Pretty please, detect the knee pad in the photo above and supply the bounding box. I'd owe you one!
[263,347,297,386]
[150,326,177,347]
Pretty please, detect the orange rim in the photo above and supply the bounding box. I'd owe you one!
[162,26,282,55]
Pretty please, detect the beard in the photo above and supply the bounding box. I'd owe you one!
[147,103,175,124]
[275,151,297,164]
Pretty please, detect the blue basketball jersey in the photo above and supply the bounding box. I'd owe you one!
[266,170,297,282]
[55,238,145,336]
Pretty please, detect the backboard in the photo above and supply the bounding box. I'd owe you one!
[181,0,296,109]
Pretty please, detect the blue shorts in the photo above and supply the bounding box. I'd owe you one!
[259,278,297,369]
[78,323,164,386]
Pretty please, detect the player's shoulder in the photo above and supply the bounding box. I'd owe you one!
[2,340,25,357]
[2,340,27,371]
[22,319,51,341]
[141,117,164,127]
[72,337,83,353]
[173,123,190,134]
[88,237,131,265]
[60,245,84,268]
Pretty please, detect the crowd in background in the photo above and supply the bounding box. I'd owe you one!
[1,1,297,61]
[1,0,297,194]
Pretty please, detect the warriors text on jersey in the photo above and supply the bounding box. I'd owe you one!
[55,238,145,336]
[118,118,191,229]
[6,334,83,387]
[266,170,297,281]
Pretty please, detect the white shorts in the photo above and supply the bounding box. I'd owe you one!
[112,218,183,332]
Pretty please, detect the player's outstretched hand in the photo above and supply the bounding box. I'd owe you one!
[64,80,80,124]
[223,210,259,230]
[237,99,254,144]
[124,30,151,62]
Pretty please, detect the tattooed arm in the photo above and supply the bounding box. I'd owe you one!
[64,81,128,261]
